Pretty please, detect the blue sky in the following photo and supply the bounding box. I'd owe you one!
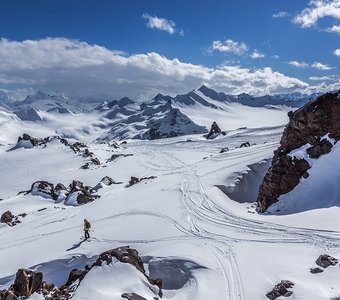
[0,0,339,99]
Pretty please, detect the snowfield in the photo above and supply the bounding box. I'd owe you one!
[0,96,339,300]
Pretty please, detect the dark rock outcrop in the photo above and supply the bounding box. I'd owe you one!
[25,178,115,205]
[266,280,294,300]
[18,133,50,147]
[30,181,57,200]
[257,91,340,212]
[315,254,338,268]
[1,211,15,225]
[121,293,148,300]
[92,176,121,192]
[106,153,133,163]
[220,147,229,153]
[12,269,43,298]
[240,142,251,148]
[0,246,162,300]
[310,267,324,274]
[1,211,25,226]
[127,176,157,187]
[206,121,226,139]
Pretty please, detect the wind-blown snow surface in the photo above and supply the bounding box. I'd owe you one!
[1,121,340,299]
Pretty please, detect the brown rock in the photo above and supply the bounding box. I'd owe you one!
[30,181,57,200]
[121,293,147,300]
[266,280,294,300]
[1,211,15,225]
[310,267,324,274]
[257,91,340,212]
[206,121,222,139]
[12,269,43,297]
[64,269,87,287]
[316,254,338,268]
[1,290,17,300]
[306,139,333,159]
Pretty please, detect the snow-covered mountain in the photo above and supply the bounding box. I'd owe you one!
[0,89,340,299]
[95,98,207,141]
[0,86,316,143]
[197,85,317,107]
[10,91,99,115]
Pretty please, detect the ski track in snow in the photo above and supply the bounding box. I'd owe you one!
[1,126,340,299]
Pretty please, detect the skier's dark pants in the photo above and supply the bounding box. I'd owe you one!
[85,230,90,240]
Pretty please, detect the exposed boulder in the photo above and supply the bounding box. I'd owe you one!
[8,133,51,150]
[127,176,157,187]
[240,141,251,148]
[70,142,87,153]
[30,181,57,200]
[257,91,340,212]
[315,254,338,268]
[0,290,17,300]
[121,293,148,300]
[1,211,26,227]
[266,280,294,300]
[220,147,229,153]
[306,139,333,159]
[18,133,50,147]
[1,211,15,225]
[106,153,133,163]
[310,267,324,274]
[206,121,226,139]
[91,158,100,165]
[82,148,94,157]
[12,269,43,298]
[92,176,121,192]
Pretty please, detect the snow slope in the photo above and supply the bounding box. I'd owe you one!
[0,117,340,299]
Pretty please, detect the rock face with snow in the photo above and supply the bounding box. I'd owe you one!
[0,246,162,300]
[257,91,340,212]
[140,107,207,140]
[97,99,208,141]
[27,179,107,205]
[13,107,43,122]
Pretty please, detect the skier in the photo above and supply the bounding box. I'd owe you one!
[83,219,91,240]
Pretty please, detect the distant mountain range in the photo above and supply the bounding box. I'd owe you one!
[0,86,323,141]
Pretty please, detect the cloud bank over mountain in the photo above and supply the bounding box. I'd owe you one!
[0,38,338,99]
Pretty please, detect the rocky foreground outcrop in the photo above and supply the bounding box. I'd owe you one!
[257,91,340,212]
[25,176,119,205]
[0,246,162,300]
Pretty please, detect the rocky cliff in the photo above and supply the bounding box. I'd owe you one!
[256,91,340,212]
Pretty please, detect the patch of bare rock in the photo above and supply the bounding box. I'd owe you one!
[257,91,340,212]
[22,176,120,205]
[0,246,162,300]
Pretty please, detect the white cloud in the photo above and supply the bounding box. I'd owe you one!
[294,0,340,28]
[0,37,337,98]
[272,55,280,59]
[250,50,265,59]
[288,60,333,70]
[142,13,177,34]
[309,75,334,80]
[211,39,248,55]
[311,61,332,70]
[326,24,340,33]
[289,60,309,68]
[334,48,340,55]
[272,11,290,18]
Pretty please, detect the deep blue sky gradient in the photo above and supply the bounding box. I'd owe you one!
[0,0,338,83]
